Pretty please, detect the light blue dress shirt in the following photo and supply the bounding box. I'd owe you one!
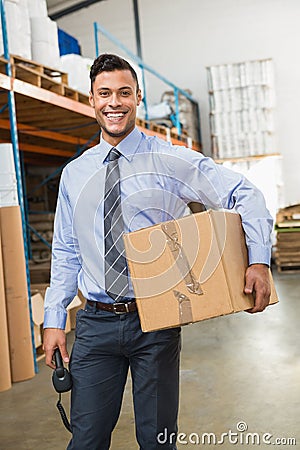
[44,127,273,329]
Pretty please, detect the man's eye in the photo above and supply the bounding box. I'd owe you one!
[121,91,131,96]
[99,91,109,97]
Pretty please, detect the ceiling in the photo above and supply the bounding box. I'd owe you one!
[46,0,107,19]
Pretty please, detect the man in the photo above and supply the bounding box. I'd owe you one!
[43,53,273,450]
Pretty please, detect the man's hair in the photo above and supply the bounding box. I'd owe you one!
[90,53,140,93]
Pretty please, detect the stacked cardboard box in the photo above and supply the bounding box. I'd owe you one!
[0,206,35,389]
[275,204,300,273]
[31,283,83,356]
[0,205,83,390]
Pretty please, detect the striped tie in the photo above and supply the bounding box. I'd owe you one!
[104,147,129,301]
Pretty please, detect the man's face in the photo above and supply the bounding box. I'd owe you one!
[89,69,142,146]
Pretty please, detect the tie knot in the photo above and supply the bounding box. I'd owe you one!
[108,147,121,162]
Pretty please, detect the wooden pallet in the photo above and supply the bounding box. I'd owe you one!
[0,54,90,105]
[136,117,201,151]
[275,262,300,274]
[11,54,68,82]
[275,225,300,272]
[276,204,300,223]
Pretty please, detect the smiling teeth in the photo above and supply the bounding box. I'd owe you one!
[107,113,125,118]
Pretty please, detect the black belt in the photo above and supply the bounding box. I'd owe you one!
[86,299,137,314]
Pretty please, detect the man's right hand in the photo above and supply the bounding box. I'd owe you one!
[43,328,69,369]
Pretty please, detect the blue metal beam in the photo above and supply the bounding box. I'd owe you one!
[0,102,8,114]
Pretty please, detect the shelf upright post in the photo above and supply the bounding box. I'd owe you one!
[140,64,149,124]
[0,0,38,373]
[94,21,99,58]
[174,88,181,136]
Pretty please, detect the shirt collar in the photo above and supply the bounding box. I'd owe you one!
[99,127,142,163]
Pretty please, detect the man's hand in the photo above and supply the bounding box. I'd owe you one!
[244,263,271,313]
[43,328,69,369]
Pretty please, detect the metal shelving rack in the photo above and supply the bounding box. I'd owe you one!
[0,0,38,372]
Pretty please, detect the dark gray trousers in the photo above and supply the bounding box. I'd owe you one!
[67,302,181,450]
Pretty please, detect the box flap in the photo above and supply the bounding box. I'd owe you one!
[67,295,82,311]
[31,293,44,326]
[210,209,278,311]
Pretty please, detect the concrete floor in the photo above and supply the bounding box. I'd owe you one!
[0,271,299,450]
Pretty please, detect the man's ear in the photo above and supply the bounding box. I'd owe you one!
[89,91,95,108]
[137,89,142,106]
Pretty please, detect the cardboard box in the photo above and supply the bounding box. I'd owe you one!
[31,287,83,336]
[0,231,12,392]
[69,291,84,329]
[0,206,35,382]
[124,210,278,332]
[66,295,82,333]
[31,292,44,348]
[30,283,49,297]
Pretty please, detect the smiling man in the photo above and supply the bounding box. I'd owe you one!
[43,54,273,450]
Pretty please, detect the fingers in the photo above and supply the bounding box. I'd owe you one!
[244,264,271,314]
[244,277,255,296]
[43,328,69,369]
[58,343,70,364]
[246,290,270,313]
[44,346,56,369]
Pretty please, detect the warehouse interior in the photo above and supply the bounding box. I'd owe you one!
[0,0,300,449]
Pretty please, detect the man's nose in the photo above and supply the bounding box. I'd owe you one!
[109,93,122,107]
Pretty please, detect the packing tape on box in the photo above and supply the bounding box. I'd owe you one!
[161,221,203,295]
[173,290,193,324]
[161,221,203,324]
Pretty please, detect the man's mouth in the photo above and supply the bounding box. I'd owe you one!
[103,112,127,120]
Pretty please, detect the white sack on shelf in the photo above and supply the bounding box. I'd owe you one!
[0,0,31,59]
[60,53,94,95]
[137,101,172,121]
[0,144,18,207]
[30,16,60,67]
[27,0,48,18]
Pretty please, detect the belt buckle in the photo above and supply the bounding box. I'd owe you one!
[113,302,129,314]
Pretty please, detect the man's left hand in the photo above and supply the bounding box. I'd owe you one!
[244,263,271,313]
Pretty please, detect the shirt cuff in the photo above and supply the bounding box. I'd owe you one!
[43,309,68,329]
[247,244,271,266]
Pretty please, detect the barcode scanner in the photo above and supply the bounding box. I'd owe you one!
[52,348,72,393]
[52,348,72,432]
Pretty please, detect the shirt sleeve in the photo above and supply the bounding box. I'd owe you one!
[168,147,273,266]
[43,171,81,329]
